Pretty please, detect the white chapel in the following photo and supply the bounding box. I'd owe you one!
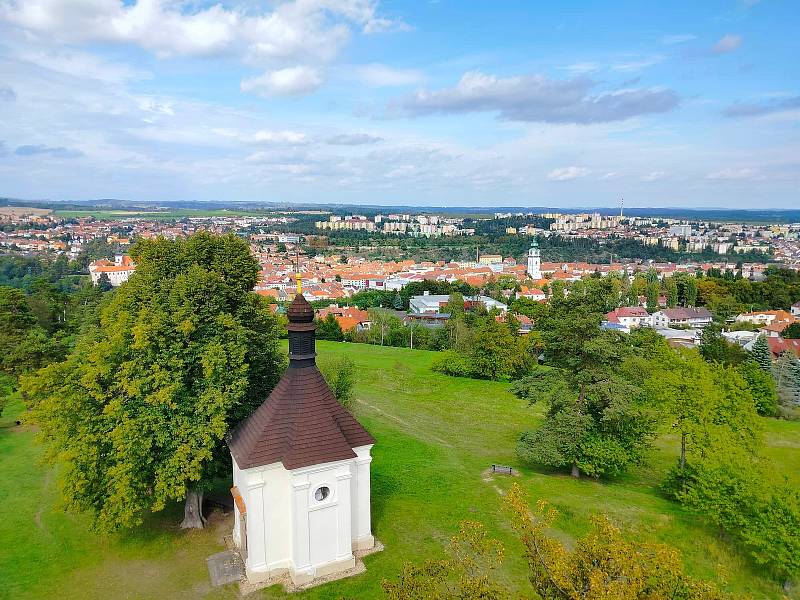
[227,284,375,586]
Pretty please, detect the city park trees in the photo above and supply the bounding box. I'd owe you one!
[21,233,284,531]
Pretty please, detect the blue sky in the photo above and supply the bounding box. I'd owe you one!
[0,0,798,207]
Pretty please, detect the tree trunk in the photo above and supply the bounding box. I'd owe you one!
[180,487,206,529]
[571,463,580,479]
[680,432,687,469]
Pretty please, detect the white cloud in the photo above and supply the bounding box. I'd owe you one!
[611,56,663,72]
[18,48,147,84]
[1,0,237,57]
[0,0,409,96]
[241,66,323,96]
[15,143,83,158]
[563,62,600,75]
[640,170,667,181]
[660,34,696,45]
[599,171,620,180]
[252,130,309,145]
[326,133,383,145]
[712,34,742,54]
[706,167,761,180]
[723,96,800,118]
[363,16,412,34]
[547,166,590,181]
[350,63,424,87]
[137,97,175,116]
[395,70,679,123]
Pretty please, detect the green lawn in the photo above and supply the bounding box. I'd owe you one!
[1,341,798,599]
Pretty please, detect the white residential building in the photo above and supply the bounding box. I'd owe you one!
[652,307,714,329]
[409,292,507,314]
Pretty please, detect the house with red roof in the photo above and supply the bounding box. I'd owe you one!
[317,306,371,332]
[518,286,546,301]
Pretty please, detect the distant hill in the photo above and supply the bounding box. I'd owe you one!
[2,196,799,223]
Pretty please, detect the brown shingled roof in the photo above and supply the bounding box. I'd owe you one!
[228,292,374,470]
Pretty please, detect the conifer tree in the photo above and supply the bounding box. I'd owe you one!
[773,351,800,406]
[749,334,772,372]
[392,292,403,310]
[685,277,698,307]
[665,277,678,308]
[646,282,659,313]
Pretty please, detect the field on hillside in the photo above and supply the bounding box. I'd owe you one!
[52,208,276,220]
[0,206,52,216]
[1,341,799,599]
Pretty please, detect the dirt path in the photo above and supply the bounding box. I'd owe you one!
[355,399,454,448]
[34,469,54,535]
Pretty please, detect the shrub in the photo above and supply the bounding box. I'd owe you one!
[431,350,474,378]
[318,355,356,410]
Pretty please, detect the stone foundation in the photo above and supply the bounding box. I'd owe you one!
[236,541,384,595]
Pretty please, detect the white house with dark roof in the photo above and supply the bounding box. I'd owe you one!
[652,307,714,329]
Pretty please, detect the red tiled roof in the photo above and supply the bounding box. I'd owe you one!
[612,306,649,318]
[256,289,280,298]
[764,320,794,333]
[768,337,800,358]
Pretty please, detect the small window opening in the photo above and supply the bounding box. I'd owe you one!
[314,486,330,502]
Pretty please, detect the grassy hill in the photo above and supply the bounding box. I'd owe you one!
[1,341,798,599]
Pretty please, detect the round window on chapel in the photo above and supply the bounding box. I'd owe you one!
[314,486,330,502]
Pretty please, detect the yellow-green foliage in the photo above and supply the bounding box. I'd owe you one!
[20,233,284,531]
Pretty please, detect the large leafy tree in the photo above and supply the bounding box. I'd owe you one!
[699,324,747,365]
[645,349,759,469]
[665,276,678,308]
[514,287,658,478]
[316,313,344,341]
[666,455,800,587]
[0,286,63,380]
[737,360,778,416]
[22,233,284,531]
